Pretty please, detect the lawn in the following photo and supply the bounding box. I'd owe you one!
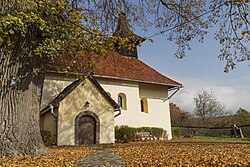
[172,135,250,143]
[1,137,250,166]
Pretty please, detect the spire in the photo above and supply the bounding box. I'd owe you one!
[114,13,134,37]
[113,13,145,59]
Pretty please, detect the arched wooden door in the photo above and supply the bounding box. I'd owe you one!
[78,115,96,144]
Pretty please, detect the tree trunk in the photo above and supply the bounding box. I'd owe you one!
[0,26,48,156]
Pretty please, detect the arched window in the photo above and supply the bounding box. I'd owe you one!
[118,93,127,110]
[140,99,144,112]
[140,98,148,113]
[118,95,122,107]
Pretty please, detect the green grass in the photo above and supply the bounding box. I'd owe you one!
[172,135,250,143]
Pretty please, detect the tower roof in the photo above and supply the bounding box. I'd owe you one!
[113,13,145,58]
[114,13,136,37]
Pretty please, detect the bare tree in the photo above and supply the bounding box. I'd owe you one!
[193,90,228,126]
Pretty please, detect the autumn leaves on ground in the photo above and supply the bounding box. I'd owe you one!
[112,141,250,166]
[1,140,250,167]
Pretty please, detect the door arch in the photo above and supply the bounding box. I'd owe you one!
[75,111,100,145]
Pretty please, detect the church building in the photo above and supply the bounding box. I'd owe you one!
[39,13,182,146]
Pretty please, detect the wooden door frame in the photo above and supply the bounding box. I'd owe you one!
[75,111,100,145]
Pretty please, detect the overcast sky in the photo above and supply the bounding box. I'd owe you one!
[137,31,250,114]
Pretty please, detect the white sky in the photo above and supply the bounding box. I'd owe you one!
[137,31,250,114]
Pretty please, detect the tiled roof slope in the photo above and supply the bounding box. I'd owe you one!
[94,51,182,88]
[46,51,182,88]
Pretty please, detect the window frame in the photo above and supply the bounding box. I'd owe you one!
[118,93,127,110]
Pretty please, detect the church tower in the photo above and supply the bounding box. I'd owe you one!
[113,13,145,59]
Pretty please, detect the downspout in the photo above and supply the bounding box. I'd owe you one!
[114,108,122,117]
[163,86,181,140]
[163,87,180,102]
[49,104,58,146]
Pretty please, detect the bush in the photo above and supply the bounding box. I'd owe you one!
[115,125,136,143]
[172,128,181,139]
[137,127,152,133]
[40,130,51,146]
[151,127,165,139]
[115,126,167,142]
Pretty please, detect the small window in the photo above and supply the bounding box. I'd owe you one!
[118,93,127,110]
[140,99,144,112]
[140,98,148,113]
[118,95,122,107]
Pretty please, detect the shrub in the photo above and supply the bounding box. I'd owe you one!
[172,128,181,139]
[115,126,167,142]
[151,127,164,139]
[115,125,136,143]
[137,127,152,133]
[40,130,51,146]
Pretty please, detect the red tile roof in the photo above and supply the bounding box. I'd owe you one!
[94,51,182,88]
[46,51,182,89]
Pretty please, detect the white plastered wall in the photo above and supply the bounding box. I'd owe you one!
[97,78,141,127]
[139,83,172,139]
[97,78,172,140]
[41,73,73,109]
[41,73,173,141]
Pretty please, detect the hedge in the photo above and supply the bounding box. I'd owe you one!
[115,125,167,143]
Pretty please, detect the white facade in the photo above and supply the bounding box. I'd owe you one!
[41,73,174,143]
[96,77,172,140]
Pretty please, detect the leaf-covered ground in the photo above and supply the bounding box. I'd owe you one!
[0,146,93,167]
[1,141,250,166]
[112,141,250,166]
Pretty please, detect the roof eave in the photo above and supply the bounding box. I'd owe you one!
[94,75,183,89]
[45,70,183,90]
